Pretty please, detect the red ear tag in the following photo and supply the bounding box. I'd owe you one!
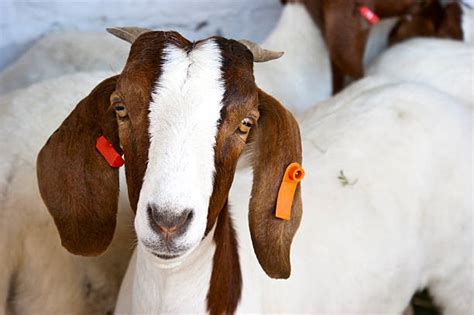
[96,136,124,168]
[275,162,305,221]
[358,6,379,25]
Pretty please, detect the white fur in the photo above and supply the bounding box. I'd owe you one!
[136,40,225,258]
[461,2,474,44]
[232,79,473,313]
[116,77,473,313]
[0,32,129,95]
[462,0,474,8]
[364,17,399,67]
[253,4,419,117]
[0,72,135,314]
[367,38,474,108]
[254,3,331,116]
[116,228,216,314]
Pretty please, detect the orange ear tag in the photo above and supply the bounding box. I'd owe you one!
[96,135,124,168]
[275,162,305,220]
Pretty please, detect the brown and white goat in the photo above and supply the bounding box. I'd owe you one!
[35,27,473,314]
[283,0,466,93]
[36,28,302,314]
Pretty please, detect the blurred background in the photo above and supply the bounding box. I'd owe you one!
[0,0,281,70]
[1,1,471,314]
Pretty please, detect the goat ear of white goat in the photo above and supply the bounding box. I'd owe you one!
[37,76,120,257]
[106,26,153,44]
[238,39,284,62]
[247,88,303,279]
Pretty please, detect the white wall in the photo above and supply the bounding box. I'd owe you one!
[0,0,282,70]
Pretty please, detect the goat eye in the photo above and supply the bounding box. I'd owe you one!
[238,118,253,134]
[237,117,253,142]
[114,104,128,118]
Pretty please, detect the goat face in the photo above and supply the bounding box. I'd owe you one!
[121,32,259,260]
[37,29,303,279]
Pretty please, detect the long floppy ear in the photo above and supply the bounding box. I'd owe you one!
[37,76,120,256]
[323,0,372,85]
[248,88,303,279]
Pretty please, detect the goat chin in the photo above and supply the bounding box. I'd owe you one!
[0,72,135,315]
[367,38,474,108]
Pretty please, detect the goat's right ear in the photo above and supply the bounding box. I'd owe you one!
[37,76,120,256]
[248,88,303,279]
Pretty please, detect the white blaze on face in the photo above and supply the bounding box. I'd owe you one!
[135,39,225,252]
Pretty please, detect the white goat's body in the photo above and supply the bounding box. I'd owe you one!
[364,17,399,67]
[462,1,474,44]
[0,33,129,95]
[367,38,474,108]
[233,79,473,313]
[116,79,473,314]
[364,3,474,68]
[254,4,331,116]
[0,72,134,315]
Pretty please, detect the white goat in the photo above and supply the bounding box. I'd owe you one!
[231,77,473,313]
[0,33,129,95]
[253,3,331,116]
[367,38,474,107]
[0,72,134,314]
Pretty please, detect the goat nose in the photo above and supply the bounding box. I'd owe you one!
[147,205,193,236]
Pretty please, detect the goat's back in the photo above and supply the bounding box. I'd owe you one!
[231,79,472,313]
[367,38,474,108]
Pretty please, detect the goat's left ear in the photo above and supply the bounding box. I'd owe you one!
[248,88,303,279]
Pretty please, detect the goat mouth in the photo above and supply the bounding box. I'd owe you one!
[152,252,181,260]
[141,239,186,260]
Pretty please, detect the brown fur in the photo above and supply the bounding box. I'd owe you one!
[389,1,463,45]
[207,202,242,315]
[206,37,257,234]
[374,0,427,17]
[283,0,462,94]
[248,89,303,279]
[37,31,303,313]
[37,76,120,256]
[438,2,463,40]
[114,31,172,211]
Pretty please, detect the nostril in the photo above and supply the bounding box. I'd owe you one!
[182,209,194,226]
[147,204,193,236]
[147,204,161,229]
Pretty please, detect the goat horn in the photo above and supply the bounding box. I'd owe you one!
[238,40,284,62]
[106,27,153,44]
